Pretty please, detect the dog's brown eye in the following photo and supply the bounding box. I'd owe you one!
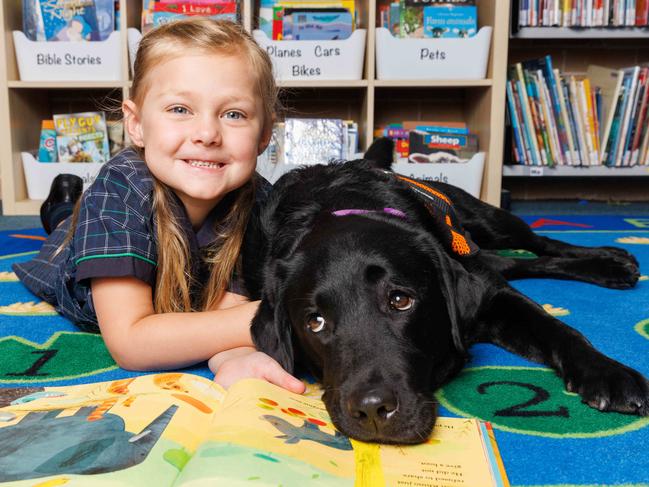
[307,314,326,333]
[389,291,414,311]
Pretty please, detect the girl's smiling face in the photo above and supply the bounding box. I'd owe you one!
[124,52,271,227]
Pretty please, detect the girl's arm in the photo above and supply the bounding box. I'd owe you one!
[92,276,259,371]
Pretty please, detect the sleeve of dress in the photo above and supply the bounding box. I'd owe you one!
[73,164,157,288]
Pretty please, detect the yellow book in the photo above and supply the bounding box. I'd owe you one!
[0,374,509,486]
[582,77,599,162]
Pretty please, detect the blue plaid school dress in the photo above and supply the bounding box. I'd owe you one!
[13,148,270,332]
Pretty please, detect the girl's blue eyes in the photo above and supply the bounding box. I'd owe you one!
[167,107,244,119]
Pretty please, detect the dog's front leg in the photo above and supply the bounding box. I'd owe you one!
[478,287,649,416]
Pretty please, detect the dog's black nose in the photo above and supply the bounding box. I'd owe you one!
[347,388,399,430]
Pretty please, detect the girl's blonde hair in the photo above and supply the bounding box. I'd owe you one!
[129,18,277,313]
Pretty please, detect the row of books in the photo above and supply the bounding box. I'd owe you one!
[141,0,239,34]
[23,0,118,41]
[37,111,122,163]
[259,0,357,40]
[378,0,478,38]
[506,58,649,167]
[517,0,649,27]
[377,121,479,163]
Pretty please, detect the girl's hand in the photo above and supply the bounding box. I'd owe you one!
[209,347,305,394]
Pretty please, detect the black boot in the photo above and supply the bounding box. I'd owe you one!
[40,174,84,234]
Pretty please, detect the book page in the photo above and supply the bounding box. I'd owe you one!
[173,379,498,487]
[0,373,225,486]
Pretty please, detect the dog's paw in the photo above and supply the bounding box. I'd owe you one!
[596,246,640,268]
[563,358,649,415]
[570,255,640,289]
[594,255,640,289]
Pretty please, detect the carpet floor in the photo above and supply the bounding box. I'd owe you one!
[0,215,647,486]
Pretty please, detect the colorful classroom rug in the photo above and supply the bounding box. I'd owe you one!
[1,216,648,487]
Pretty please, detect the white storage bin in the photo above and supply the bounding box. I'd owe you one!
[375,27,492,80]
[21,152,104,200]
[127,28,142,75]
[13,31,123,82]
[392,152,485,198]
[257,151,484,198]
[252,29,366,81]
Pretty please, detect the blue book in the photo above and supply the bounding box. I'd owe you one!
[506,81,527,164]
[40,0,113,41]
[423,5,477,38]
[93,0,115,40]
[292,11,353,40]
[415,125,469,135]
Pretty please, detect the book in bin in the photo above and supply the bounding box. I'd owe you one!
[0,374,509,486]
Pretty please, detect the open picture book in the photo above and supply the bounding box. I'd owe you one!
[0,373,509,486]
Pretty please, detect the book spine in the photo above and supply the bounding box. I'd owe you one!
[621,69,644,165]
[630,73,649,165]
[637,0,649,24]
[591,88,601,162]
[527,71,554,165]
[569,76,588,165]
[543,57,572,164]
[609,72,631,165]
[515,64,542,165]
[639,113,649,165]
[615,68,639,166]
[603,0,610,24]
[512,78,536,164]
[415,125,470,135]
[563,80,582,164]
[581,78,598,164]
[597,68,622,164]
[563,0,572,25]
[506,80,527,164]
[538,70,564,165]
[605,78,627,165]
[554,69,578,165]
[575,79,595,165]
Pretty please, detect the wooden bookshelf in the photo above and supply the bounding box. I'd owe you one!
[0,0,511,215]
[505,20,649,201]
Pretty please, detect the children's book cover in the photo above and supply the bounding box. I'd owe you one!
[0,374,509,486]
[39,0,115,41]
[53,111,110,162]
[409,130,479,163]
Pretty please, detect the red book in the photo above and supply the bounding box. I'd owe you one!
[637,0,649,25]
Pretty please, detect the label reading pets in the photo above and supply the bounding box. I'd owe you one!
[36,52,102,66]
[420,48,447,61]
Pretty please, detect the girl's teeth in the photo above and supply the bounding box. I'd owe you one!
[187,160,221,168]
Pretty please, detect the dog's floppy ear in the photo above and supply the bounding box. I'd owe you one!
[431,247,487,354]
[250,263,295,374]
[364,137,394,170]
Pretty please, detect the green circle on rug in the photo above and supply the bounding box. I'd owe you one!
[436,366,649,438]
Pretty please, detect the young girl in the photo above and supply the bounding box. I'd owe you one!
[13,18,304,394]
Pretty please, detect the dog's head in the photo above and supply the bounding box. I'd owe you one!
[251,139,485,444]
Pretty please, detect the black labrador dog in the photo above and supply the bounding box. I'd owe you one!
[246,138,648,445]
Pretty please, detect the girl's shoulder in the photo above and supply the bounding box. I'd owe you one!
[89,148,154,203]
